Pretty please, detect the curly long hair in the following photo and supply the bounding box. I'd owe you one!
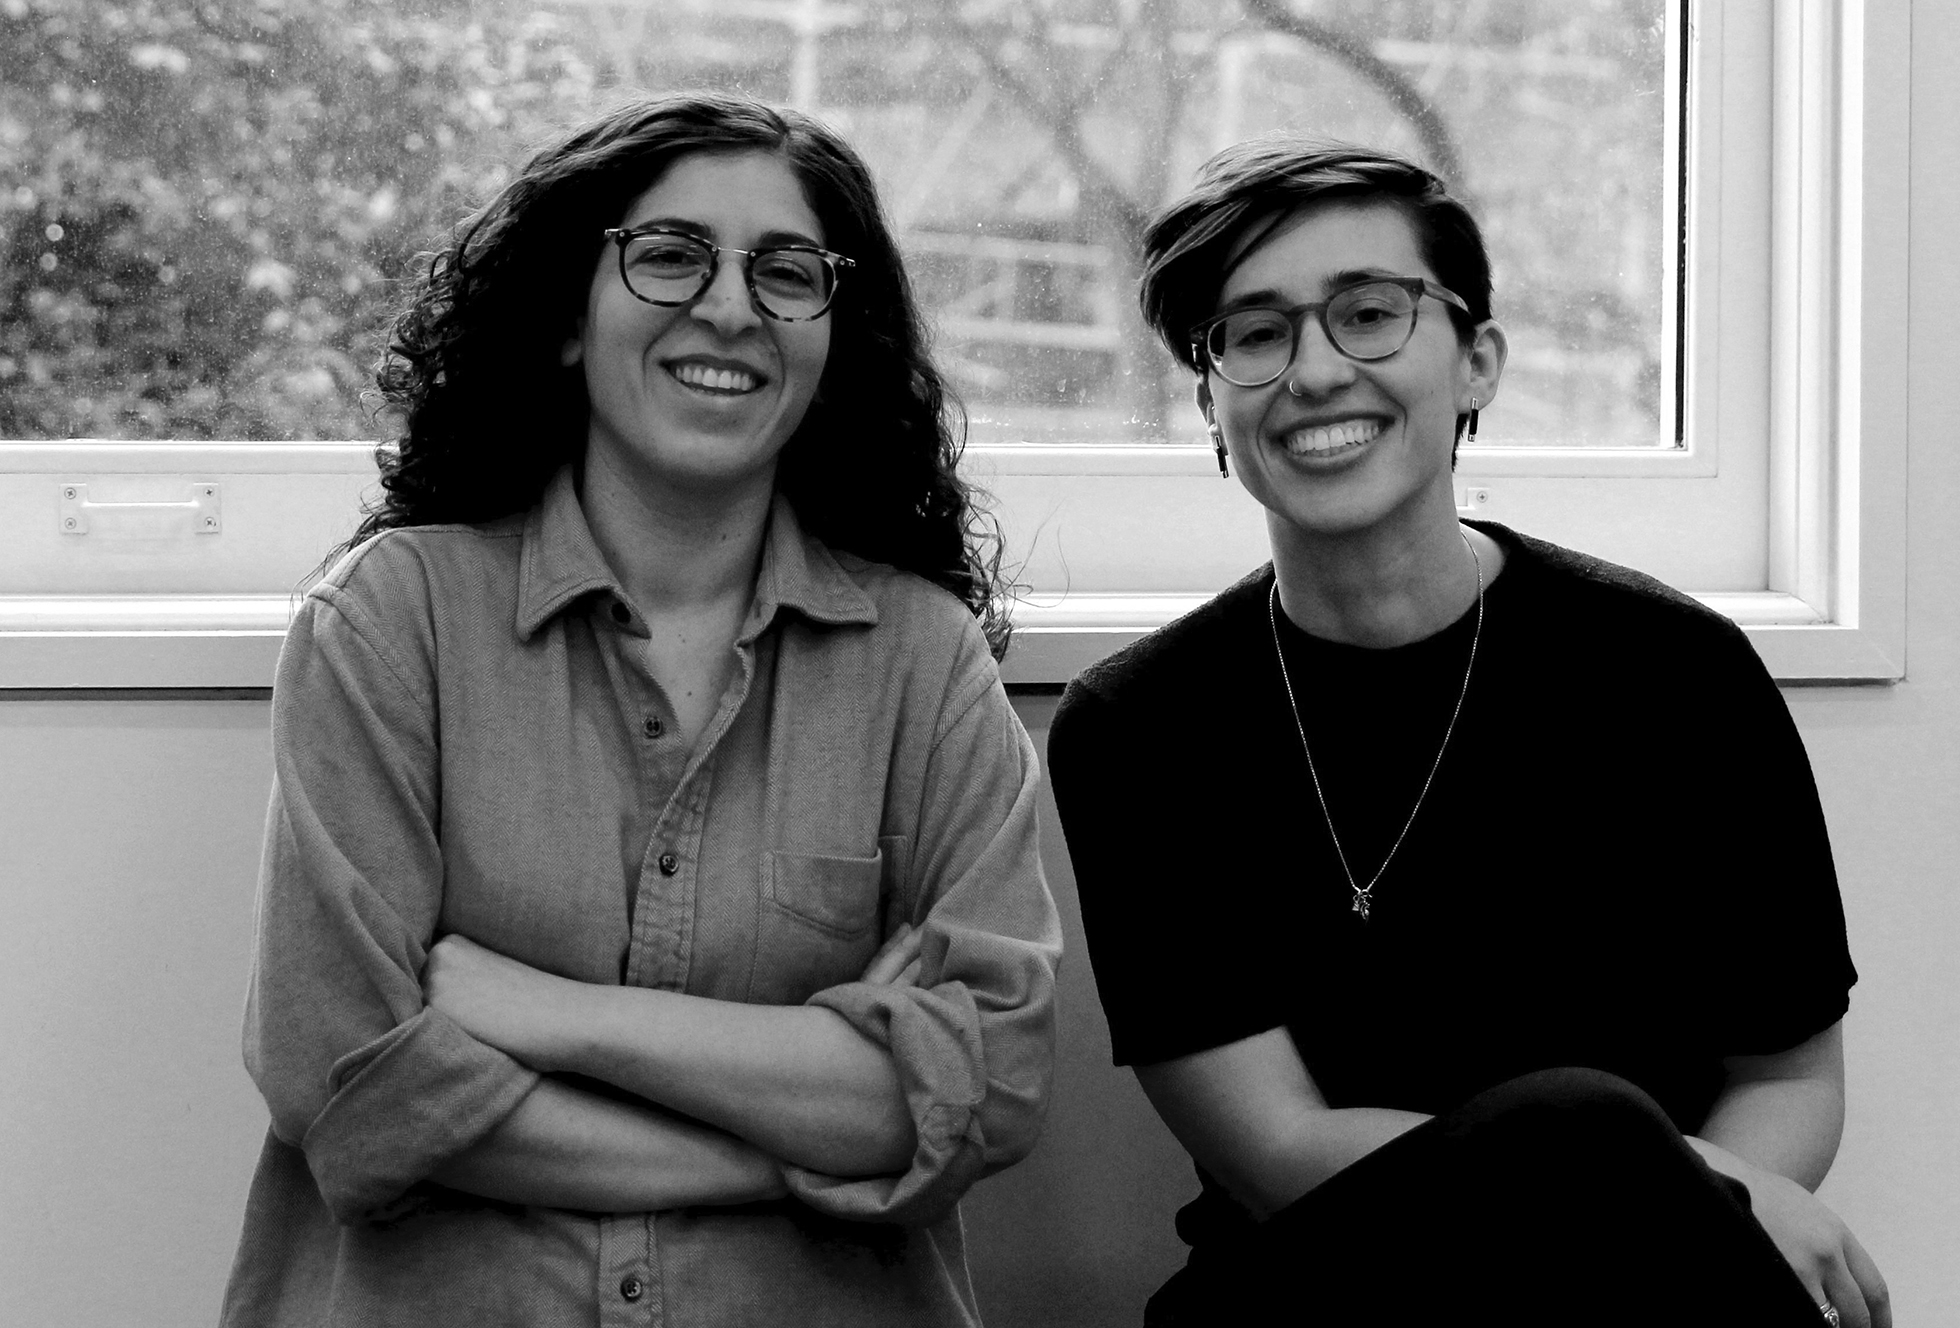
[348,92,1009,655]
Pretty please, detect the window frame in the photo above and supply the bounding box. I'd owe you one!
[0,0,1908,689]
[985,0,1907,686]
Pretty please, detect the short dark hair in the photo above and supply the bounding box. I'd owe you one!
[1140,137,1493,375]
[356,91,1009,653]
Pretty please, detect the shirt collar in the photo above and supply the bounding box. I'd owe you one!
[515,466,879,642]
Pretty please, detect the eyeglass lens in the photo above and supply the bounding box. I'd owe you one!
[618,233,837,319]
[1208,281,1421,385]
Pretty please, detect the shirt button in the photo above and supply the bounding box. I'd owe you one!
[619,1275,644,1302]
[657,852,679,876]
[610,603,630,626]
[641,715,664,738]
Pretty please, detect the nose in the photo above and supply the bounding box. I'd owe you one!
[689,252,762,336]
[1284,314,1358,397]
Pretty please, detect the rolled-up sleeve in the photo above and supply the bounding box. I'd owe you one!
[784,643,1060,1225]
[245,582,538,1225]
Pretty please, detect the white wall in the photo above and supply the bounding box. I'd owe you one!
[0,700,271,1327]
[4,662,1958,1326]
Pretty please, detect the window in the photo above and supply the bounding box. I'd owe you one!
[0,0,1908,686]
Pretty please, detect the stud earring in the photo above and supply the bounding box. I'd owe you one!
[1465,397,1481,447]
[1208,421,1229,478]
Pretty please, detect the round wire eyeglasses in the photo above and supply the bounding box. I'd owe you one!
[603,226,856,322]
[1190,276,1470,387]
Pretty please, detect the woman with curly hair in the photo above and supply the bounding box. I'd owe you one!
[221,92,1059,1328]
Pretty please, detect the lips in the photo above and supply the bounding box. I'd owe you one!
[666,358,765,394]
[1280,417,1386,457]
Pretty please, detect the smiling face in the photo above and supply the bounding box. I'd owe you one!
[1204,200,1503,543]
[564,149,832,502]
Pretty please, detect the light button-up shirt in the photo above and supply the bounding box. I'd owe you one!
[222,468,1060,1328]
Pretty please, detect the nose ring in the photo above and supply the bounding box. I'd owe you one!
[1286,378,1306,398]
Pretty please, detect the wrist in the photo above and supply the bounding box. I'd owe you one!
[522,973,602,1075]
[704,1130,788,1204]
[750,1150,790,1202]
[1688,1136,1778,1202]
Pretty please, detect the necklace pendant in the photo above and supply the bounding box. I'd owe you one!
[1352,891,1372,921]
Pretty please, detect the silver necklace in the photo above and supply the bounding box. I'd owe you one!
[1267,532,1484,922]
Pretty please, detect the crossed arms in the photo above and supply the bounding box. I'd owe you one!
[423,926,925,1212]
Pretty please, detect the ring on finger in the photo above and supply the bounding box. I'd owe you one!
[1819,1302,1841,1327]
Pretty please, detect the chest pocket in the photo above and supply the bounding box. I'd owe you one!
[751,841,904,1004]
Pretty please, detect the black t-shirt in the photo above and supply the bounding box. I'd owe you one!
[1049,522,1856,1244]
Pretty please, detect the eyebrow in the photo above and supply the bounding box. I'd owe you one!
[623,216,825,249]
[1213,266,1410,315]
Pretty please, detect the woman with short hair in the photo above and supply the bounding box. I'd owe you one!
[222,92,1059,1328]
[1049,139,1886,1327]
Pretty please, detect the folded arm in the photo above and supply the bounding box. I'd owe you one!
[253,588,777,1222]
[425,926,926,1178]
[1688,1022,1890,1328]
[1693,1019,1845,1189]
[1135,1027,1429,1219]
[425,635,1060,1224]
[428,1076,785,1211]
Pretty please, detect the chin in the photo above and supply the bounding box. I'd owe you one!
[1246,474,1385,535]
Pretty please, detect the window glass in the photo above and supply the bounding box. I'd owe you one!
[1,0,1670,447]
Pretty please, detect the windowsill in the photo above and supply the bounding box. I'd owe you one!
[0,586,1899,690]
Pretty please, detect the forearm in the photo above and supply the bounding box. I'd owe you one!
[428,1077,786,1212]
[1136,1030,1431,1220]
[425,934,920,1178]
[551,988,915,1177]
[1232,1106,1430,1216]
[1693,1074,1843,1191]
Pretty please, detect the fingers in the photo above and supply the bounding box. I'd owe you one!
[1818,1261,1866,1328]
[1841,1229,1892,1328]
[1819,1264,1867,1328]
[858,923,923,985]
[1817,1233,1890,1328]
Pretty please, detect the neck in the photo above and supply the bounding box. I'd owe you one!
[578,449,775,616]
[1268,494,1488,648]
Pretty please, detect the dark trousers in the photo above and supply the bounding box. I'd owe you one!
[1145,1067,1825,1326]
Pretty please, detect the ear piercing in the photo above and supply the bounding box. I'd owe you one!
[1465,397,1481,447]
[1208,420,1230,478]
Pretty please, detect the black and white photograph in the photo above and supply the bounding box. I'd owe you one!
[0,2,1948,1324]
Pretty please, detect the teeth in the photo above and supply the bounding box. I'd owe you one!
[1283,419,1384,455]
[671,363,759,392]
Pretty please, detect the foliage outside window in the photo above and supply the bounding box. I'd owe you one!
[0,0,1668,448]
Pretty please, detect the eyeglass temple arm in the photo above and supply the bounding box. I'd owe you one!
[1422,279,1471,313]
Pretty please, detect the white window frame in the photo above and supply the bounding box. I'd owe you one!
[0,0,1908,689]
[989,0,1907,686]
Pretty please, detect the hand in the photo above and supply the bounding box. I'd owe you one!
[1716,1149,1891,1328]
[423,933,587,1071]
[859,922,924,988]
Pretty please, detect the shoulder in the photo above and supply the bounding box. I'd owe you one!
[311,518,524,626]
[1481,521,1758,663]
[1055,564,1272,742]
[829,550,993,651]
[296,518,525,681]
[810,550,1006,724]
